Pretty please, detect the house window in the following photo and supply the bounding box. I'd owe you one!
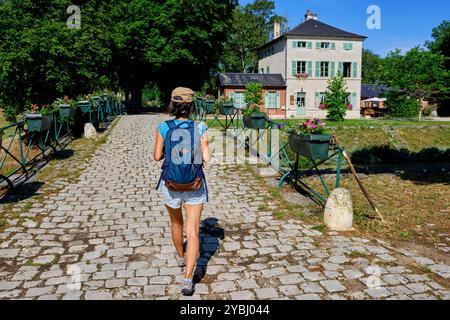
[320,42,330,49]
[260,68,264,74]
[266,91,277,109]
[266,66,270,73]
[234,92,246,109]
[343,62,352,78]
[295,41,307,48]
[319,92,326,103]
[345,93,351,104]
[343,43,354,50]
[296,61,307,74]
[320,62,329,77]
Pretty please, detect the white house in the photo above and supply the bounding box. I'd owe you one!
[258,10,367,119]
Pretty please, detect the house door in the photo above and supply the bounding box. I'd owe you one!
[296,92,306,115]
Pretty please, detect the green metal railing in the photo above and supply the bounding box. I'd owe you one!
[204,105,345,205]
[0,94,124,193]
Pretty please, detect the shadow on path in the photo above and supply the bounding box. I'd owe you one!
[192,217,225,284]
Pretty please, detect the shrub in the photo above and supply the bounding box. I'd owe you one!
[385,90,420,118]
[243,82,264,116]
[3,105,19,123]
[321,75,351,122]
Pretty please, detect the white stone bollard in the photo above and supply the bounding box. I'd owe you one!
[84,123,98,140]
[324,188,354,231]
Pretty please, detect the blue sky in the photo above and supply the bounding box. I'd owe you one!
[239,0,450,56]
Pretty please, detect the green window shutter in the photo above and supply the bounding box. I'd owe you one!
[316,42,321,49]
[348,43,353,50]
[315,61,320,77]
[292,61,297,77]
[265,92,269,109]
[307,61,312,76]
[351,92,357,108]
[338,62,344,76]
[276,91,280,108]
[307,42,312,49]
[353,62,358,78]
[331,43,336,50]
[344,43,349,50]
[330,62,335,77]
[293,41,297,48]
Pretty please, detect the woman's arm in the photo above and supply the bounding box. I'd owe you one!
[201,131,211,164]
[153,129,164,162]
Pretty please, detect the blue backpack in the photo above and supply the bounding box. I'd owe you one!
[156,120,208,200]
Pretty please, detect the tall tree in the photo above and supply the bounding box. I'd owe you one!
[426,20,450,65]
[0,0,113,121]
[0,0,236,118]
[425,20,450,116]
[361,49,383,84]
[221,0,286,73]
[382,47,450,119]
[110,0,236,105]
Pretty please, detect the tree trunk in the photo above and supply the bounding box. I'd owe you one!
[130,86,143,110]
[418,98,424,122]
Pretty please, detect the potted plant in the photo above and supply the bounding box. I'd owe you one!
[54,96,76,119]
[286,118,331,160]
[217,97,235,115]
[24,104,54,133]
[77,100,92,114]
[202,96,217,115]
[242,82,267,129]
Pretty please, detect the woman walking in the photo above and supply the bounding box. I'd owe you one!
[153,87,211,296]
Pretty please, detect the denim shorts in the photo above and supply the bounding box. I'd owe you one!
[159,181,207,209]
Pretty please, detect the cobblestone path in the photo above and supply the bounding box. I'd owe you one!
[0,115,449,300]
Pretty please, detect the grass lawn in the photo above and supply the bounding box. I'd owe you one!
[220,116,450,248]
[207,117,450,129]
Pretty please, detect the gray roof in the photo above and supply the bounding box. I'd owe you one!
[218,73,286,87]
[260,19,366,49]
[286,19,367,39]
[361,84,389,98]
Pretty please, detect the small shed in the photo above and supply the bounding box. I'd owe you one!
[361,84,389,117]
[218,73,287,116]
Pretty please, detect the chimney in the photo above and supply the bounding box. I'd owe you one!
[305,9,318,21]
[273,19,281,39]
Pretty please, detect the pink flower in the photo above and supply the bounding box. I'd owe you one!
[347,104,353,111]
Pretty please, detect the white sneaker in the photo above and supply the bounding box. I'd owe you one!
[176,255,186,267]
[181,278,195,296]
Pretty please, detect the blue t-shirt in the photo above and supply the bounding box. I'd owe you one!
[158,120,208,141]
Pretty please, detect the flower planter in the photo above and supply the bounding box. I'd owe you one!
[25,114,52,133]
[289,133,332,160]
[219,103,235,115]
[243,113,267,129]
[203,100,216,114]
[59,104,74,119]
[78,101,91,114]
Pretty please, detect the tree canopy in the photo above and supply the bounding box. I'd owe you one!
[0,0,236,120]
[221,0,286,73]
[361,49,383,84]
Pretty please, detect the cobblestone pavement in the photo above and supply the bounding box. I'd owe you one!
[0,115,449,300]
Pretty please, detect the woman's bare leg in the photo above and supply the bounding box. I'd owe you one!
[183,203,203,279]
[166,205,184,258]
